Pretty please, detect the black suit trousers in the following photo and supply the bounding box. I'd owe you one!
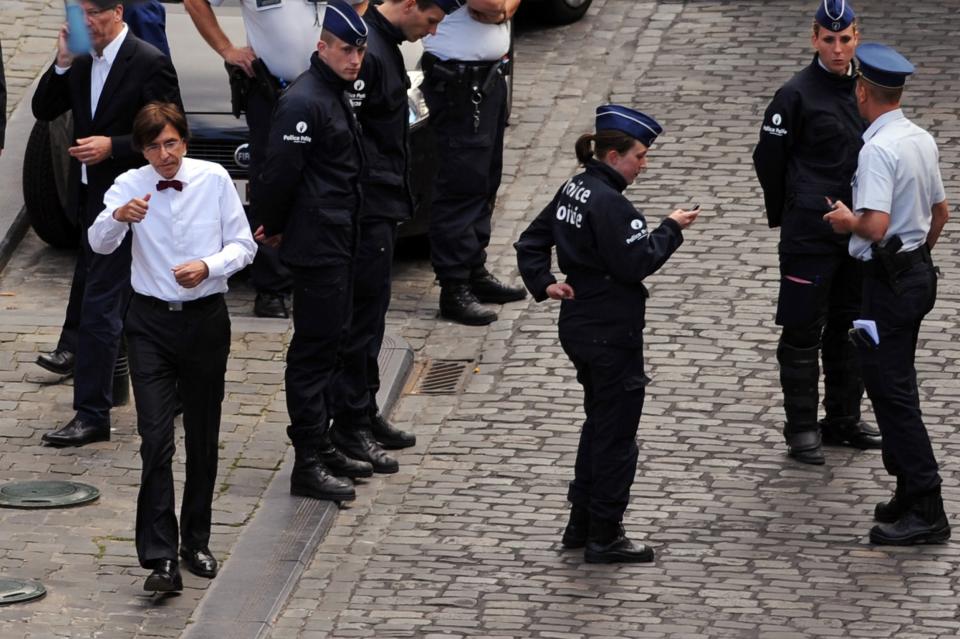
[126,294,230,567]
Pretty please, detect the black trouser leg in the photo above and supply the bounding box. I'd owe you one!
[285,265,352,449]
[857,264,940,500]
[422,68,507,282]
[246,89,292,296]
[562,341,647,523]
[332,220,396,425]
[57,232,84,354]
[178,302,230,551]
[74,229,132,426]
[821,255,864,422]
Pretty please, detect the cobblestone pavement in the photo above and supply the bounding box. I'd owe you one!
[269,1,960,638]
[0,0,959,638]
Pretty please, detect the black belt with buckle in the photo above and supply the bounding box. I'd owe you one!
[134,292,223,312]
[863,244,930,277]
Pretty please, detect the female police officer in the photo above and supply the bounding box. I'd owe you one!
[515,105,699,563]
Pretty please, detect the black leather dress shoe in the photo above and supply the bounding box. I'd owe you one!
[469,267,527,304]
[784,426,824,465]
[36,348,75,376]
[144,560,183,592]
[584,520,654,564]
[820,418,882,449]
[180,547,218,578]
[41,417,110,447]
[330,426,399,474]
[254,292,288,319]
[439,282,497,326]
[317,444,374,478]
[561,505,589,549]
[369,413,416,450]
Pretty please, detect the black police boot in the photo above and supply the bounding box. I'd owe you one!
[821,343,881,449]
[561,505,590,549]
[369,412,416,450]
[439,281,498,326]
[875,478,906,524]
[870,489,951,546]
[330,424,399,474]
[469,266,527,304]
[254,292,288,319]
[584,519,654,564]
[316,437,374,479]
[778,342,824,465]
[290,447,356,502]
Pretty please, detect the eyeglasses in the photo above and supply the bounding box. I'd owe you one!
[143,139,183,154]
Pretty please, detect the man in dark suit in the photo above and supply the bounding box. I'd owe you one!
[32,0,180,447]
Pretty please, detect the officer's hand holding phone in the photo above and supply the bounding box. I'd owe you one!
[668,204,700,229]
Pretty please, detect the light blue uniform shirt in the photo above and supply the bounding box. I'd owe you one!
[849,109,946,261]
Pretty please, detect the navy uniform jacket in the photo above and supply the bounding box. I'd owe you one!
[515,160,684,348]
[753,56,864,253]
[257,52,364,267]
[347,5,414,222]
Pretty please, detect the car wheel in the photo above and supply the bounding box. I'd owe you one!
[23,118,78,249]
[543,0,592,25]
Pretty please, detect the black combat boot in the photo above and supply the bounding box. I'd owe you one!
[469,266,527,304]
[561,505,590,549]
[875,478,906,524]
[821,342,882,449]
[778,342,824,465]
[439,281,498,326]
[316,437,374,479]
[870,488,951,546]
[330,424,399,474]
[584,519,654,564]
[369,412,416,450]
[290,447,356,502]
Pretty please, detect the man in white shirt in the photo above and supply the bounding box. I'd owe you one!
[89,102,256,592]
[824,43,950,546]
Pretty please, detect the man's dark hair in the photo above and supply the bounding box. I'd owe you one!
[132,102,189,151]
[88,0,123,9]
[575,130,639,165]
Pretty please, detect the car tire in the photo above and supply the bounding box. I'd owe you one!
[23,118,78,249]
[543,0,592,25]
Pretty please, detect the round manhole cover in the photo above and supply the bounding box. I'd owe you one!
[0,480,100,509]
[0,579,46,605]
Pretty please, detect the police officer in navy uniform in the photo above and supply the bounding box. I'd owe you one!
[331,0,460,468]
[422,0,527,326]
[824,44,950,546]
[753,0,881,466]
[255,0,371,503]
[515,106,699,563]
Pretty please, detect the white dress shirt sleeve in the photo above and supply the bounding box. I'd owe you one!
[200,173,257,279]
[88,176,135,255]
[854,145,895,215]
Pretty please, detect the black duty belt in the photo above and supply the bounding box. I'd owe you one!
[862,244,930,277]
[134,292,224,312]
[422,52,500,74]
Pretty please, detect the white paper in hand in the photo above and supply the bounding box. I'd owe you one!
[853,319,879,345]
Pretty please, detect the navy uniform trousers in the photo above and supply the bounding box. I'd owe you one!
[126,293,230,568]
[561,339,648,523]
[331,219,397,424]
[857,256,941,500]
[422,57,507,283]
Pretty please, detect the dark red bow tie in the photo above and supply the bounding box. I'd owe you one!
[156,179,184,192]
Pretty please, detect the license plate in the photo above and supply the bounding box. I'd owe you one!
[233,179,250,205]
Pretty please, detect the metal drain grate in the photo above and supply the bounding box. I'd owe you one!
[406,359,473,395]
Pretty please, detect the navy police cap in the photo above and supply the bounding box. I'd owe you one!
[432,0,466,14]
[856,42,914,88]
[815,0,855,32]
[323,0,368,47]
[595,105,662,148]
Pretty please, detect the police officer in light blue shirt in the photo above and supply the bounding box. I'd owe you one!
[824,43,950,547]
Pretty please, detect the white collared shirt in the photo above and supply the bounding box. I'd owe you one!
[88,157,257,301]
[849,109,947,260]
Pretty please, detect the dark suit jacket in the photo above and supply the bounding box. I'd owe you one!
[32,31,181,226]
